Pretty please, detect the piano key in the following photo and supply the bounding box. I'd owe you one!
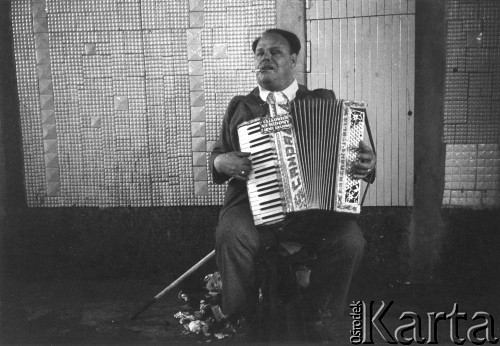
[252,162,279,174]
[251,202,284,216]
[248,190,282,202]
[240,131,269,142]
[260,197,283,206]
[240,140,271,151]
[251,153,276,166]
[247,178,280,193]
[252,203,284,214]
[248,168,276,180]
[247,172,278,184]
[250,147,274,159]
[254,170,277,180]
[250,160,279,172]
[253,211,285,225]
[239,142,272,153]
[246,122,261,132]
[248,183,280,195]
[239,130,268,143]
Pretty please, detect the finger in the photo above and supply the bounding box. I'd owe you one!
[236,162,251,171]
[234,164,252,175]
[357,151,374,160]
[352,168,373,177]
[352,165,372,173]
[351,165,373,177]
[351,171,372,179]
[358,140,371,151]
[352,161,371,171]
[357,142,376,160]
[236,151,251,158]
[240,158,253,166]
[238,168,250,176]
[351,173,367,180]
[233,174,249,182]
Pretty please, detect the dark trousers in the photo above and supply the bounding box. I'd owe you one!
[215,204,365,320]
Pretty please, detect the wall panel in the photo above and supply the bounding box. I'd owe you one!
[11,0,276,207]
[442,0,499,208]
[306,0,415,206]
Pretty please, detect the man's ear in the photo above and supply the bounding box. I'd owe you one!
[291,53,297,68]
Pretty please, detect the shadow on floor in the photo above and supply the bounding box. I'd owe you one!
[1,277,499,344]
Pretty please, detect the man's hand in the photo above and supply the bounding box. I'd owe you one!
[351,141,376,180]
[214,151,252,182]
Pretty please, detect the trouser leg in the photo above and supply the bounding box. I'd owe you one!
[283,213,365,320]
[215,206,364,321]
[215,204,262,318]
[308,217,365,319]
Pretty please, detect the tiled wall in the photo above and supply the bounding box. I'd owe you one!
[12,0,275,207]
[443,0,500,208]
[444,144,499,207]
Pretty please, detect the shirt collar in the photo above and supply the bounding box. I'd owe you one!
[258,79,299,103]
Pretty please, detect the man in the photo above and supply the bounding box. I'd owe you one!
[209,28,376,338]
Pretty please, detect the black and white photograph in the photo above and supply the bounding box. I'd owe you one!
[1,0,499,344]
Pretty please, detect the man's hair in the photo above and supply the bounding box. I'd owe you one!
[252,29,301,55]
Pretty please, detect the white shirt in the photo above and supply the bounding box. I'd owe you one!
[258,79,299,103]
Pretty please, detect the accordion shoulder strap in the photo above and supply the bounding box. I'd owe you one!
[361,113,376,206]
[364,113,376,156]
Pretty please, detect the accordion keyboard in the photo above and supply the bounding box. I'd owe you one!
[238,120,286,225]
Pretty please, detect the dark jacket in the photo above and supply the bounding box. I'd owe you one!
[209,84,336,219]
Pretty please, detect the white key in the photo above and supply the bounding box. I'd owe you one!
[253,209,285,225]
[239,140,272,153]
[247,177,280,193]
[248,188,282,201]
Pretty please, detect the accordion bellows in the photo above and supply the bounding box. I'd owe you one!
[238,98,367,226]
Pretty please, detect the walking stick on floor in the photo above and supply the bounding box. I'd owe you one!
[130,249,215,320]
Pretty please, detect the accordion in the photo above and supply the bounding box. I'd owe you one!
[237,98,369,226]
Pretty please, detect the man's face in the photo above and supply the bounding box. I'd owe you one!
[254,32,297,91]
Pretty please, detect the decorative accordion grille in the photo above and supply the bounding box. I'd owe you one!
[345,109,365,204]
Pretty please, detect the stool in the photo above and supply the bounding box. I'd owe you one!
[253,242,317,342]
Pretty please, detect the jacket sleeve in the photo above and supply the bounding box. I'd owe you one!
[310,88,336,101]
[209,96,244,184]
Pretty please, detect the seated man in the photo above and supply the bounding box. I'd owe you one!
[209,28,376,339]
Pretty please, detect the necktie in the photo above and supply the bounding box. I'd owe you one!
[266,92,289,117]
[266,91,276,105]
[274,91,288,107]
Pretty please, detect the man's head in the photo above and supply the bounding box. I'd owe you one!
[252,29,301,91]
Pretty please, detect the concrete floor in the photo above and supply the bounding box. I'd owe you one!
[1,277,499,344]
[1,279,195,344]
